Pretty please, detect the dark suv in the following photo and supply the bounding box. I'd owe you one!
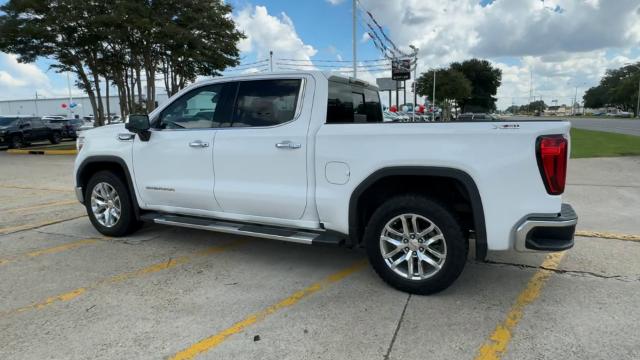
[45,118,84,139]
[0,116,63,149]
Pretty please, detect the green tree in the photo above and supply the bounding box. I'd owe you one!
[0,0,244,125]
[583,85,608,109]
[416,68,471,120]
[583,62,640,115]
[450,59,502,112]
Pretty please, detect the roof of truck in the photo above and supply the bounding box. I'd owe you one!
[216,70,377,89]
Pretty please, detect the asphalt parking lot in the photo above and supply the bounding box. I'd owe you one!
[1,152,639,360]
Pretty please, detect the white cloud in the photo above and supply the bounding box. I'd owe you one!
[233,5,317,70]
[326,0,344,5]
[0,53,82,100]
[356,0,640,109]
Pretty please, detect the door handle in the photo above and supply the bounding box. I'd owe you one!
[275,141,301,149]
[189,140,209,148]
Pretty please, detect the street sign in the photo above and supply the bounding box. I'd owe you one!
[392,59,411,81]
[376,78,398,91]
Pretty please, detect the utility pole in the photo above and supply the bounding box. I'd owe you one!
[352,0,357,78]
[66,71,73,117]
[34,91,39,116]
[403,80,406,108]
[574,86,578,115]
[270,50,274,72]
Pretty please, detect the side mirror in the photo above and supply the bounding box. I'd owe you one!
[126,114,151,141]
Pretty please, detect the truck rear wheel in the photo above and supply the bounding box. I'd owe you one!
[364,195,468,295]
[85,171,141,237]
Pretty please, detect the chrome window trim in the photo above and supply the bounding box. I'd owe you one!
[150,76,307,132]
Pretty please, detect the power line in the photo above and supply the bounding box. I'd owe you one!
[276,58,388,63]
[355,0,410,58]
[275,62,390,69]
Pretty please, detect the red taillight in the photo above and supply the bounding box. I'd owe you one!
[536,135,568,195]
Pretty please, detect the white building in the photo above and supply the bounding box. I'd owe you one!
[0,94,169,118]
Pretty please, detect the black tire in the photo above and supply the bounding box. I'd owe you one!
[364,195,468,295]
[49,131,61,144]
[9,134,23,149]
[85,170,141,237]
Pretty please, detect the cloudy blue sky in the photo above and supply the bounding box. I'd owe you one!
[1,0,639,109]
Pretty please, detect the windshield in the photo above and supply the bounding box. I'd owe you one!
[0,117,18,126]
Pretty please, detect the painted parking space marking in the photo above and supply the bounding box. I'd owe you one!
[0,215,88,235]
[0,238,102,266]
[1,240,246,317]
[475,252,566,360]
[169,259,368,360]
[575,230,640,242]
[1,199,79,214]
[0,184,71,192]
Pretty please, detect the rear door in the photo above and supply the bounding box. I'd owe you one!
[19,119,34,140]
[213,77,312,220]
[30,119,47,140]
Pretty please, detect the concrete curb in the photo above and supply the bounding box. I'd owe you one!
[6,149,77,155]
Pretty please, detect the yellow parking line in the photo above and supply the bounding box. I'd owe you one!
[475,252,566,360]
[0,238,101,267]
[0,185,71,192]
[170,259,368,360]
[0,215,87,235]
[3,241,245,317]
[2,199,79,214]
[575,230,640,242]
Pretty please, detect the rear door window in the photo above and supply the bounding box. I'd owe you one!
[231,79,302,127]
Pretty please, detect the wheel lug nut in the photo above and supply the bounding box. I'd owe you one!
[405,247,410,251]
[419,247,424,251]
[403,239,408,243]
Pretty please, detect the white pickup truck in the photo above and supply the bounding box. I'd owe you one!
[73,72,577,294]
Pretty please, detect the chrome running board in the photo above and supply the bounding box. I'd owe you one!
[140,213,344,246]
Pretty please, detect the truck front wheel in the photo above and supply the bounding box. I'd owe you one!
[49,131,61,144]
[85,171,141,237]
[364,195,468,295]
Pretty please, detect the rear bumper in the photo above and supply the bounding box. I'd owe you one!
[515,203,577,252]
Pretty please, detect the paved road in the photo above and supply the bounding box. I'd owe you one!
[506,116,640,136]
[0,153,639,360]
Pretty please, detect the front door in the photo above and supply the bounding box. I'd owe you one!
[132,82,235,212]
[213,77,312,220]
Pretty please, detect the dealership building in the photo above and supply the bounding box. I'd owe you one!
[0,94,169,118]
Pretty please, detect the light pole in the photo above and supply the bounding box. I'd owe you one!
[625,63,640,118]
[409,45,419,122]
[352,0,357,78]
[568,81,586,116]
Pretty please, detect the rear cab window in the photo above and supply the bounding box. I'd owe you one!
[326,77,382,123]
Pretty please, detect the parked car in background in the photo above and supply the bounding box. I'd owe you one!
[0,115,63,148]
[45,118,84,139]
[383,111,401,122]
[42,115,66,121]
